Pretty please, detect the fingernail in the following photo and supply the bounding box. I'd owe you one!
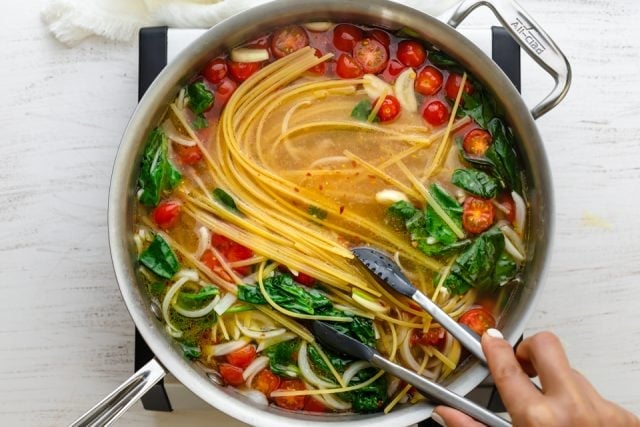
[486,328,504,339]
[431,411,446,426]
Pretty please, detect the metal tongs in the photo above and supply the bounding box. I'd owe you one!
[311,321,511,427]
[352,246,487,363]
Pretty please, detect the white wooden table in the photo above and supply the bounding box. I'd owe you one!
[1,1,639,425]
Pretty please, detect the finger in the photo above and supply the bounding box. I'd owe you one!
[515,331,575,393]
[571,368,602,401]
[433,406,486,427]
[482,328,540,413]
[513,341,537,377]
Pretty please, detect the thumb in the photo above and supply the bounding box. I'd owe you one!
[432,406,486,427]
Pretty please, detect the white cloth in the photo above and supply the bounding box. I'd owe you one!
[41,0,459,46]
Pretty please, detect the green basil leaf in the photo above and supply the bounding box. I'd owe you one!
[138,128,182,206]
[139,235,180,279]
[493,252,517,285]
[351,99,378,122]
[187,81,214,115]
[450,227,505,292]
[486,118,522,194]
[452,168,499,199]
[212,188,239,213]
[191,114,209,130]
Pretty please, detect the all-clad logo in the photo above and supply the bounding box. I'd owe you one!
[510,18,546,55]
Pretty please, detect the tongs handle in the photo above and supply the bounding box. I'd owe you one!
[371,353,511,427]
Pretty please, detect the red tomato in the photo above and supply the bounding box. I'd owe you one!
[274,379,307,410]
[463,128,492,156]
[396,40,427,67]
[226,344,256,369]
[353,38,388,74]
[216,77,237,107]
[462,196,495,234]
[174,144,203,165]
[459,308,496,336]
[294,272,316,286]
[201,250,232,282]
[307,48,326,75]
[226,244,254,276]
[411,327,446,349]
[332,24,363,52]
[203,58,228,84]
[271,26,309,58]
[336,54,363,79]
[219,363,245,386]
[422,100,450,126]
[381,59,406,83]
[445,73,474,100]
[228,61,262,82]
[497,192,516,223]
[304,397,327,413]
[415,66,443,96]
[253,369,281,396]
[212,234,235,252]
[152,200,181,229]
[367,29,391,50]
[376,95,401,122]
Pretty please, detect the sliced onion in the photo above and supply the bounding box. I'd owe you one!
[352,290,390,313]
[243,356,269,381]
[375,189,409,206]
[231,47,269,63]
[387,376,401,398]
[173,294,220,318]
[175,269,199,281]
[194,226,210,259]
[161,275,192,337]
[206,337,251,357]
[363,74,393,100]
[162,119,196,146]
[298,342,337,389]
[256,332,296,352]
[235,315,287,340]
[317,393,352,411]
[499,224,526,262]
[341,361,371,386]
[304,22,333,32]
[372,322,381,340]
[399,328,422,372]
[333,304,375,320]
[394,68,418,113]
[511,191,527,235]
[214,292,237,315]
[238,389,268,406]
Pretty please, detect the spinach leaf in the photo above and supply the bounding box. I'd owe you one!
[177,286,218,309]
[179,342,201,360]
[456,89,497,129]
[395,27,421,39]
[139,235,180,279]
[308,205,328,220]
[264,339,300,378]
[212,188,239,213]
[350,99,379,122]
[451,168,499,199]
[308,344,353,377]
[425,183,463,245]
[187,81,214,115]
[387,200,418,221]
[442,272,472,295]
[428,50,463,71]
[192,114,208,130]
[225,303,255,314]
[493,252,517,285]
[450,227,505,292]
[417,239,471,257]
[328,316,376,348]
[138,128,182,207]
[342,367,387,412]
[486,118,522,194]
[307,288,333,311]
[237,285,266,304]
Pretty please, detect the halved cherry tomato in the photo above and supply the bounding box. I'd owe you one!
[308,48,326,75]
[271,26,309,58]
[304,397,327,413]
[274,379,307,410]
[294,272,316,286]
[381,59,406,83]
[396,40,426,67]
[228,61,262,82]
[201,250,232,282]
[332,24,363,52]
[353,38,388,74]
[422,100,450,126]
[411,327,446,349]
[219,363,245,386]
[212,234,235,252]
[174,144,203,165]
[226,243,254,276]
[415,66,443,96]
[226,344,257,369]
[376,95,401,122]
[367,29,391,50]
[497,192,516,223]
[216,77,237,107]
[463,128,492,156]
[203,58,228,84]
[445,73,474,100]
[152,200,181,229]
[459,308,496,336]
[254,369,281,396]
[336,54,363,79]
[462,196,495,234]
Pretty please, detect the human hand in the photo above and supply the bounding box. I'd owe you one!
[431,330,640,427]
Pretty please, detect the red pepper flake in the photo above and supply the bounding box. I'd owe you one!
[368,174,376,179]
[339,206,345,214]
[351,161,357,167]
[306,172,312,177]
[319,184,323,190]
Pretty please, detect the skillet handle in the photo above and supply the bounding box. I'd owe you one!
[441,0,571,119]
[69,358,167,427]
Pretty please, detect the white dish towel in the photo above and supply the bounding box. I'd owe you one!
[41,0,460,46]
